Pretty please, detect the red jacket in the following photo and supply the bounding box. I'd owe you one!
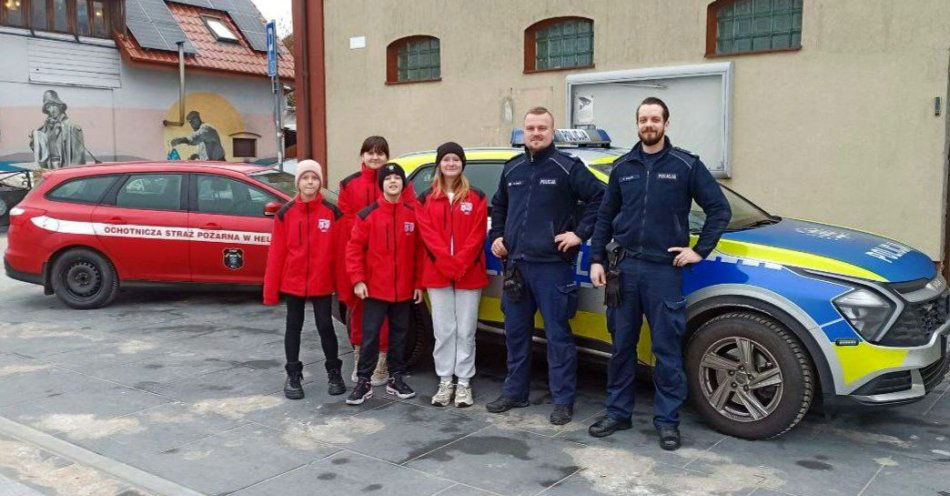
[345,197,424,303]
[416,187,489,290]
[263,196,347,305]
[337,163,416,304]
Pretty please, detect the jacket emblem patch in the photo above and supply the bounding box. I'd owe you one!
[508,180,524,187]
[539,178,557,185]
[657,173,677,180]
[317,219,331,232]
[459,202,473,214]
[404,222,415,233]
[619,174,640,183]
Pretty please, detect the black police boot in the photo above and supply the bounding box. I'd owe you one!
[549,404,574,425]
[283,361,304,400]
[485,395,529,413]
[327,368,346,396]
[657,426,681,451]
[588,416,632,438]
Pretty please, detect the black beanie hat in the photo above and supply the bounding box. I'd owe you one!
[377,163,406,191]
[435,142,466,170]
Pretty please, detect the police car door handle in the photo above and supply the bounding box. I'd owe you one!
[202,223,223,230]
[106,217,126,225]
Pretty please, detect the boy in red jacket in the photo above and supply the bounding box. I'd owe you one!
[263,160,346,399]
[345,163,424,405]
[337,136,418,386]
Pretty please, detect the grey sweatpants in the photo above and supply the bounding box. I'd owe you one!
[428,286,481,381]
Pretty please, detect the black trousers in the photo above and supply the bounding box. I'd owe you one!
[358,298,411,379]
[285,294,342,372]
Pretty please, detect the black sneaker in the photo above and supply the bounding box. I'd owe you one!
[283,362,304,400]
[386,374,416,399]
[485,395,529,413]
[346,378,373,405]
[549,404,573,425]
[327,368,346,396]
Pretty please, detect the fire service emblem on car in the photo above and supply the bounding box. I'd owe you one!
[223,248,244,270]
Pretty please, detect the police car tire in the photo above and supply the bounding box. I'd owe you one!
[50,248,119,309]
[404,303,434,370]
[685,312,814,440]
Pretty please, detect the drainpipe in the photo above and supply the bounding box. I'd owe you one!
[163,41,186,126]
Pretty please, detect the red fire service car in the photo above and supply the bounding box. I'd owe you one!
[4,162,301,308]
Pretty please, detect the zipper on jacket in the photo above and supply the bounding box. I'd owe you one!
[637,162,650,254]
[392,206,398,300]
[304,202,311,297]
[518,158,539,260]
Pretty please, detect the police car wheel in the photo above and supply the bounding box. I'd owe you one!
[50,248,118,309]
[686,312,814,439]
[404,303,434,370]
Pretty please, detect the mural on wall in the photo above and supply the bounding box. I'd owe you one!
[29,90,100,168]
[169,110,226,161]
[165,92,245,162]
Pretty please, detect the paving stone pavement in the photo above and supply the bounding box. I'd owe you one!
[1,234,949,496]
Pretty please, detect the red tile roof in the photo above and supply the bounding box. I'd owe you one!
[117,2,294,79]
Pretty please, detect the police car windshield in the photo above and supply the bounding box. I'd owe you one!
[248,169,296,197]
[689,186,777,232]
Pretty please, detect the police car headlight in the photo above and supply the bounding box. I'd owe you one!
[925,275,946,293]
[833,289,894,341]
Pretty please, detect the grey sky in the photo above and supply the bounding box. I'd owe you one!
[251,0,293,36]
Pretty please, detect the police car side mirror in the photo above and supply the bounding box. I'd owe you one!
[263,201,283,217]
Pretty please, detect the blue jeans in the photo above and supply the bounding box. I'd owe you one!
[501,261,579,406]
[605,257,687,429]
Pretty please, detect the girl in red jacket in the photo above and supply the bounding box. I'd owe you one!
[344,163,424,405]
[416,143,489,407]
[263,160,346,399]
[337,136,417,386]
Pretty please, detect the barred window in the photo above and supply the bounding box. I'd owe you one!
[386,36,440,84]
[525,17,593,73]
[710,0,802,56]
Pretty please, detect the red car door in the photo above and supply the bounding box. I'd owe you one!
[90,173,191,282]
[187,173,277,284]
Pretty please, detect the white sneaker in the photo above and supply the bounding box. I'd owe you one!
[370,352,389,386]
[454,383,473,408]
[431,382,455,407]
[351,345,360,383]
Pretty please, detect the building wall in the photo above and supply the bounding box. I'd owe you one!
[0,30,280,167]
[322,0,950,259]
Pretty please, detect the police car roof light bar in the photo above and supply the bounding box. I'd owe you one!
[509,128,611,149]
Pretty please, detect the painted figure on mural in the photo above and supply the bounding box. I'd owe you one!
[169,111,226,161]
[29,90,98,168]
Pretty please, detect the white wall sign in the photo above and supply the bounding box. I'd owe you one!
[349,36,366,49]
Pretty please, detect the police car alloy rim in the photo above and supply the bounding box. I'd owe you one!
[698,336,784,422]
[63,260,102,298]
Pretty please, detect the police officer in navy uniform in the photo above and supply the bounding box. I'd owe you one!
[588,97,731,450]
[487,107,605,425]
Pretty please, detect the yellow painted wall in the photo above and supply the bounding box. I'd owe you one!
[163,92,244,162]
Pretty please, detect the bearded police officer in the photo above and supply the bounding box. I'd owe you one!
[588,97,731,450]
[487,107,605,425]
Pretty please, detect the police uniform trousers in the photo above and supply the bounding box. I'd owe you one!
[501,261,579,406]
[605,257,687,429]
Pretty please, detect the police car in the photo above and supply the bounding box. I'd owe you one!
[392,129,950,439]
[3,162,302,309]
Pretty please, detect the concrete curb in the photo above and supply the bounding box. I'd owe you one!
[0,415,205,496]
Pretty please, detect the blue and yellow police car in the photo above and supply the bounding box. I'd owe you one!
[393,129,949,439]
